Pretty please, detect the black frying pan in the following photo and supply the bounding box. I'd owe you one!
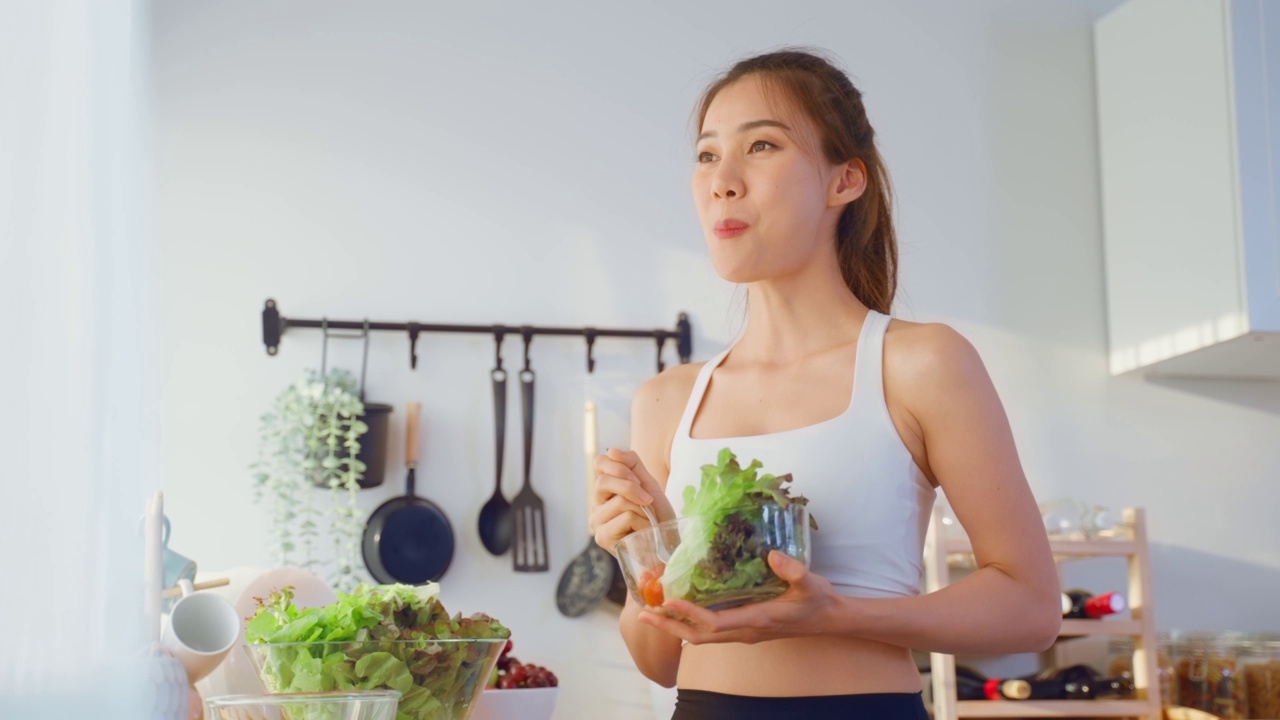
[362,401,454,584]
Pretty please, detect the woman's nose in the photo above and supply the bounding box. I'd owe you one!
[711,161,743,200]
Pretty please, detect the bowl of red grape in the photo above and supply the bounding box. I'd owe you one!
[470,640,559,720]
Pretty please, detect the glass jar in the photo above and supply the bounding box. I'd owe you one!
[1106,632,1177,706]
[1242,637,1280,719]
[1174,631,1249,718]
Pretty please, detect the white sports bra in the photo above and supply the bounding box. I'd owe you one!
[666,309,935,599]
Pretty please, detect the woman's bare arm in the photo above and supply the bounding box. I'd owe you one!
[612,372,692,686]
[827,322,1061,654]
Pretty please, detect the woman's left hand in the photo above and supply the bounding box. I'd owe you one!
[637,551,841,645]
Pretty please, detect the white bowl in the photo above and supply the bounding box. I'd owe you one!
[468,687,559,720]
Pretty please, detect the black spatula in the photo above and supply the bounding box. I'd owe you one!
[512,337,548,572]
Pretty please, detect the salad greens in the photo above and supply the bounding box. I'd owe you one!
[660,448,816,604]
[245,583,509,720]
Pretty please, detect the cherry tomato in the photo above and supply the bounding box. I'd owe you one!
[636,564,666,607]
[642,580,663,607]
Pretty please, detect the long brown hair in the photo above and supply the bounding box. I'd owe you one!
[695,49,897,314]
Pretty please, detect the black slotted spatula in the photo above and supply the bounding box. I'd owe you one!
[512,336,548,572]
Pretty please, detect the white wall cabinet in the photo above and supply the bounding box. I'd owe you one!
[1095,0,1280,379]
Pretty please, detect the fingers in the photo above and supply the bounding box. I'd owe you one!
[663,599,763,635]
[593,472,652,509]
[605,448,662,493]
[595,453,642,484]
[604,447,641,470]
[633,557,830,645]
[592,512,644,555]
[638,605,759,645]
[591,513,632,555]
[593,453,653,507]
[592,446,679,547]
[590,446,661,554]
[637,610,697,641]
[595,448,681,525]
[767,551,808,583]
[590,494,647,529]
[590,496,651,553]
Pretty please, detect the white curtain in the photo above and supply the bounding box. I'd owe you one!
[0,1,154,716]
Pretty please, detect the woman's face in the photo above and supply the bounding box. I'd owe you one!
[692,76,851,284]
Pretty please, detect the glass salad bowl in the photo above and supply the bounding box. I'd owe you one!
[204,690,400,720]
[614,500,811,613]
[244,639,505,720]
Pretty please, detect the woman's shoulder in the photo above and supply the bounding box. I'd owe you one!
[883,317,988,388]
[632,360,706,419]
[629,361,707,480]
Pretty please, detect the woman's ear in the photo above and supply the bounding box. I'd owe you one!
[828,158,868,207]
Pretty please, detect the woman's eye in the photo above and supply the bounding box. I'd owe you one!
[697,151,717,163]
[749,140,775,153]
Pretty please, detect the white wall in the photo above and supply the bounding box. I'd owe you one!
[153,1,1280,717]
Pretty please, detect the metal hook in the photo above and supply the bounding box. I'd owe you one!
[407,322,421,370]
[520,326,533,372]
[493,326,506,370]
[655,333,668,373]
[584,329,597,374]
[320,318,330,380]
[359,319,371,399]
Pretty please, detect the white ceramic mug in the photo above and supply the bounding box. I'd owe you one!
[162,579,241,684]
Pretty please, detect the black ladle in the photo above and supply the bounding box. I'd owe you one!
[478,335,512,556]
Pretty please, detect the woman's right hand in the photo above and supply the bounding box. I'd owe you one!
[590,448,673,555]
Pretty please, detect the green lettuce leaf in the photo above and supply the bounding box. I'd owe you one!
[245,583,509,720]
[661,448,814,603]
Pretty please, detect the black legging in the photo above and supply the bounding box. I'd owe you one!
[672,689,930,720]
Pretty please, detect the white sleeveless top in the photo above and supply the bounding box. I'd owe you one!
[666,310,935,599]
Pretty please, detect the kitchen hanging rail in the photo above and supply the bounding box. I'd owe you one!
[261,298,694,373]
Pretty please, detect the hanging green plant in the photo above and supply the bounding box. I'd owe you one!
[251,368,367,591]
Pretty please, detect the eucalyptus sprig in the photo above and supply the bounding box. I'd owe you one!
[252,368,368,591]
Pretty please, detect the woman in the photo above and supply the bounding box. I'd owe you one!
[590,49,1061,719]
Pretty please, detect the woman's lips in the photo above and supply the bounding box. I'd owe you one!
[714,219,749,239]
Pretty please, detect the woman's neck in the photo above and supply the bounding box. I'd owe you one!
[734,253,868,366]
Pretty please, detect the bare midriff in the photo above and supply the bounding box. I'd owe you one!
[676,633,921,697]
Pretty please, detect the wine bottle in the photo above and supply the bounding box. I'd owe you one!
[955,667,1017,701]
[952,663,1134,701]
[957,674,1026,701]
[999,673,1135,701]
[1062,589,1126,618]
[1038,663,1101,683]
[956,674,990,701]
